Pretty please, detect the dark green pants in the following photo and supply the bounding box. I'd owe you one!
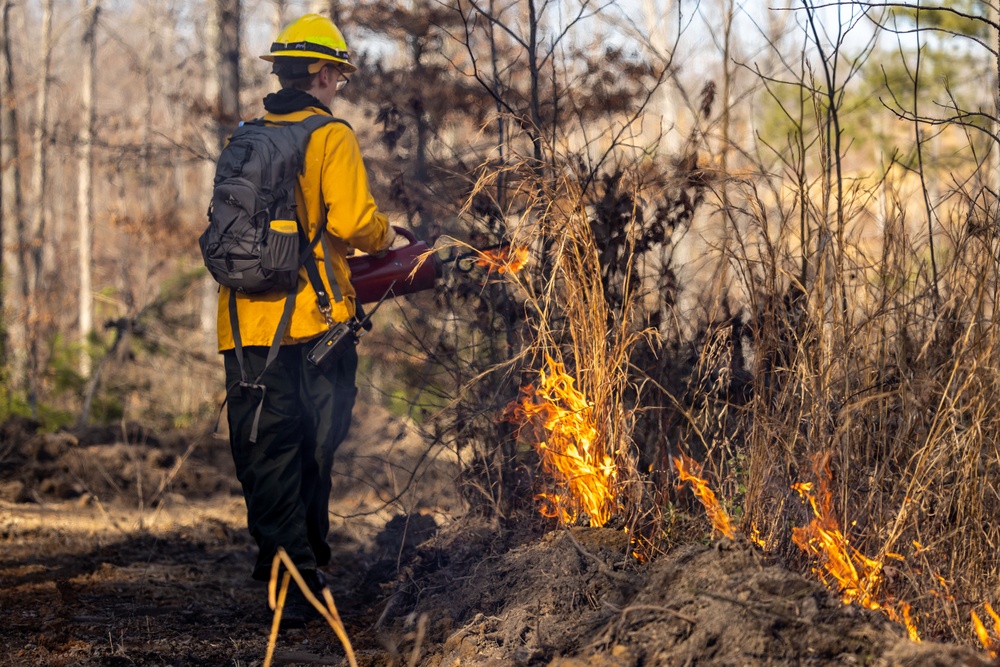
[223,343,358,581]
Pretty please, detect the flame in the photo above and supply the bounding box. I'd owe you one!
[900,603,918,642]
[987,603,1000,633]
[673,453,735,539]
[972,603,1000,657]
[749,521,767,550]
[792,476,920,641]
[511,356,616,527]
[477,246,528,274]
[624,526,651,563]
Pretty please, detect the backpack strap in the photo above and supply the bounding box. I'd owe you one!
[302,226,341,324]
[227,286,297,442]
[297,113,353,321]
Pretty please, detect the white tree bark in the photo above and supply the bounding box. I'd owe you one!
[273,0,287,33]
[993,3,1000,191]
[0,0,25,380]
[200,0,241,354]
[200,3,221,351]
[26,0,54,410]
[640,0,680,155]
[78,0,99,377]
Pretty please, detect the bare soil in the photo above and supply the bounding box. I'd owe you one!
[1,411,996,666]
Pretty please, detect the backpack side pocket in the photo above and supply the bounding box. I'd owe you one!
[261,219,300,291]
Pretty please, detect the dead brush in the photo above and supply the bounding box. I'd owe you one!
[460,155,650,530]
[723,156,1000,646]
[452,105,1000,649]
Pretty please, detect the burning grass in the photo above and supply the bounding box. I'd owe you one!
[511,355,617,526]
[476,246,529,274]
[972,604,1000,658]
[456,106,1000,656]
[673,453,734,539]
[461,162,645,531]
[790,462,919,642]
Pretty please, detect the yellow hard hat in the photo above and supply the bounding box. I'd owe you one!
[261,14,356,74]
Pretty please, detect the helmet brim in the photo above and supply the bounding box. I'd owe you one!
[260,51,356,74]
[260,42,358,74]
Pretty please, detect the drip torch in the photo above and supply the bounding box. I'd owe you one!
[347,226,509,304]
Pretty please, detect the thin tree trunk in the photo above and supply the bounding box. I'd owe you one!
[201,0,241,353]
[137,16,156,306]
[489,0,505,214]
[994,4,999,192]
[308,0,339,22]
[641,0,679,155]
[526,0,543,171]
[27,0,54,413]
[216,0,240,142]
[714,0,735,297]
[78,0,99,377]
[273,0,287,33]
[0,0,23,375]
[200,5,220,351]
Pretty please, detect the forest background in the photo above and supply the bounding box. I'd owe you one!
[2,0,1000,653]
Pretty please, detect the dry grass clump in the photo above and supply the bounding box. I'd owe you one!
[730,165,1000,644]
[462,157,649,529]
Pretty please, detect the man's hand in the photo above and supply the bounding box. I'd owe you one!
[371,226,398,259]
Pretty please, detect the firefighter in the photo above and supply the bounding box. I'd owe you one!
[217,13,395,624]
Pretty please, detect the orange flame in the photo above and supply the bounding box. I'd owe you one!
[673,454,735,539]
[792,476,919,641]
[477,246,528,274]
[972,603,1000,657]
[624,526,651,563]
[749,522,767,550]
[510,356,616,527]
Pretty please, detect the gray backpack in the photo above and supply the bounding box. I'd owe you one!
[199,115,337,293]
[201,114,346,443]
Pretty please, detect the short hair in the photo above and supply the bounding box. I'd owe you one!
[278,71,319,91]
[272,56,323,90]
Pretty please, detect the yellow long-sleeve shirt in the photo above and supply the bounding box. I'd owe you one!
[216,107,392,351]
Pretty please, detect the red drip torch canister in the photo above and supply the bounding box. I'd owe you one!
[347,226,442,304]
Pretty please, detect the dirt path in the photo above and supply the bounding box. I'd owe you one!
[1,413,996,666]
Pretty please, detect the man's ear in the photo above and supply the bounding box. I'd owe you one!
[318,64,334,88]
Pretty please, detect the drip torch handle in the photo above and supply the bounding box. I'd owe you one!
[392,226,418,246]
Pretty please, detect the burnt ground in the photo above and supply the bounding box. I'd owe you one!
[1,409,997,667]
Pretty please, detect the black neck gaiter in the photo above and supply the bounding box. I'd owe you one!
[262,88,332,116]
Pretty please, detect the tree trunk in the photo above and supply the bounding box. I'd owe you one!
[78,0,99,377]
[200,3,220,352]
[201,0,241,352]
[713,0,735,295]
[526,0,543,171]
[0,0,23,375]
[994,3,1000,191]
[26,0,54,413]
[640,0,679,155]
[308,0,339,22]
[273,0,287,33]
[216,0,241,144]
